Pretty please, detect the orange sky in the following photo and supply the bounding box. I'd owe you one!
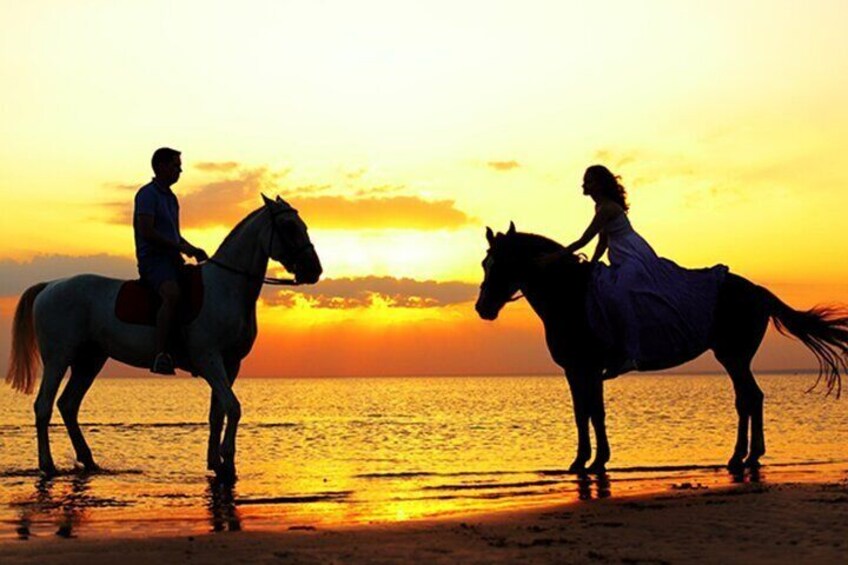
[2,1,848,377]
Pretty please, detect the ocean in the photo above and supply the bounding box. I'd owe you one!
[1,373,846,538]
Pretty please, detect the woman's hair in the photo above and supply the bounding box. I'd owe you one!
[586,164,629,212]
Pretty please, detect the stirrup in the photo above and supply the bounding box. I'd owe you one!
[151,352,176,375]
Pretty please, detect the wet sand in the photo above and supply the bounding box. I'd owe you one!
[2,477,846,564]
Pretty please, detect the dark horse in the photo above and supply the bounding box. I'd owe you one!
[475,223,847,474]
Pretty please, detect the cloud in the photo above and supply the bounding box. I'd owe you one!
[106,166,282,228]
[344,167,367,180]
[0,254,137,296]
[288,184,332,197]
[487,160,520,172]
[354,184,404,197]
[194,161,241,172]
[262,276,478,309]
[179,167,281,228]
[105,163,473,231]
[292,195,472,230]
[591,149,639,170]
[0,257,478,312]
[106,182,141,191]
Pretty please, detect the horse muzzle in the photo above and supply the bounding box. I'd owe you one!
[295,263,322,285]
[475,300,500,321]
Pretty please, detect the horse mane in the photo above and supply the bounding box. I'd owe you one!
[510,232,589,265]
[512,232,567,255]
[215,206,265,254]
[507,232,591,290]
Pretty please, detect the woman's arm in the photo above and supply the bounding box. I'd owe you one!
[590,232,608,263]
[563,207,610,254]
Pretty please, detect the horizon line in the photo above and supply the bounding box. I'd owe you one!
[98,368,821,380]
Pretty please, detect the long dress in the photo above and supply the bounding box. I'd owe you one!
[585,213,728,370]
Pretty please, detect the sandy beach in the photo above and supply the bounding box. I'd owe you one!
[2,476,846,564]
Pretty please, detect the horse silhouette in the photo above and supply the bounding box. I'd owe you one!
[475,223,847,473]
[6,195,322,483]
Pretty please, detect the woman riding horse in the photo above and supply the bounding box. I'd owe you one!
[545,165,727,378]
[476,169,847,472]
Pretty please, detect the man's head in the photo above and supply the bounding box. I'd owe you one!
[151,147,182,187]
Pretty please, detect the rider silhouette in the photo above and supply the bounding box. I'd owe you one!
[543,164,727,379]
[133,147,208,374]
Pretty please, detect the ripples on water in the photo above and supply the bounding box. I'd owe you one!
[0,374,845,537]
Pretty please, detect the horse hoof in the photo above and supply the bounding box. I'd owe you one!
[587,462,607,475]
[207,454,222,471]
[82,461,101,474]
[743,458,761,469]
[727,457,745,473]
[568,462,588,475]
[40,465,58,478]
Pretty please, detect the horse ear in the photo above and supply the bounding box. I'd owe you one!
[507,221,516,235]
[261,193,274,207]
[276,195,283,203]
[486,227,495,245]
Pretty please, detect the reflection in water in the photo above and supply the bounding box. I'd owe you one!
[15,474,93,539]
[1,375,846,531]
[206,476,241,532]
[576,473,612,500]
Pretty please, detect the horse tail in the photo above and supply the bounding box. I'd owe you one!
[763,287,848,398]
[5,282,48,394]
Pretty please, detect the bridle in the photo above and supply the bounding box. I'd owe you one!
[207,207,314,286]
[480,253,525,305]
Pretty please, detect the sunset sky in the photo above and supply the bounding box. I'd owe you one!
[2,1,847,377]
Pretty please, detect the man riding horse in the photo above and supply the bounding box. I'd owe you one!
[134,147,208,374]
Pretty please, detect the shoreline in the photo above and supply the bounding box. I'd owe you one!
[5,461,845,540]
[2,470,846,564]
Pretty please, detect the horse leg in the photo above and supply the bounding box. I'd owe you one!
[719,359,765,470]
[587,378,610,474]
[713,274,769,471]
[207,358,240,471]
[740,369,766,467]
[34,362,68,476]
[57,348,107,471]
[207,391,224,471]
[714,353,750,472]
[727,373,750,473]
[198,355,241,484]
[566,373,592,473]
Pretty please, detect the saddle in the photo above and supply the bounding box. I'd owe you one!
[115,265,204,326]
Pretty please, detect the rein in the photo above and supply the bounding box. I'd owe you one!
[205,257,302,286]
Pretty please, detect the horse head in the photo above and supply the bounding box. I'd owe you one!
[475,222,525,321]
[261,194,323,285]
[475,222,585,320]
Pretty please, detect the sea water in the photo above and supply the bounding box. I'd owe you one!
[1,374,845,538]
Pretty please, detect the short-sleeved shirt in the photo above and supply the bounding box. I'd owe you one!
[133,179,182,265]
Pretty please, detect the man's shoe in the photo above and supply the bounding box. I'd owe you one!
[151,352,176,375]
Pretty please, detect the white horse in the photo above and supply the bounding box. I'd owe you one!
[6,195,322,483]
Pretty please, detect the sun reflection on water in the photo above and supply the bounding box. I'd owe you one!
[1,374,846,537]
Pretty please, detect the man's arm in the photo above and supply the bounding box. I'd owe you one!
[136,215,207,260]
[136,214,182,252]
[180,236,208,261]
